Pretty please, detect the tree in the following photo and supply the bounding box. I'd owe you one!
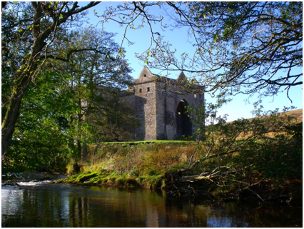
[1,1,100,157]
[3,27,135,172]
[3,69,77,172]
[87,88,139,143]
[49,27,134,157]
[143,2,303,99]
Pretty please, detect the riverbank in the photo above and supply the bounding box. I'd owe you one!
[2,171,66,186]
[56,170,302,205]
[55,140,302,206]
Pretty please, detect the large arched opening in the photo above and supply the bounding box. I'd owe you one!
[176,99,192,139]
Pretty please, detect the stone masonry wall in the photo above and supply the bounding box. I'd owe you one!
[123,66,204,141]
[134,81,157,140]
[155,82,204,140]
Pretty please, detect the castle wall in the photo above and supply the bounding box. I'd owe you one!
[134,81,157,140]
[154,82,205,140]
[155,82,167,139]
[124,66,205,141]
[121,94,137,140]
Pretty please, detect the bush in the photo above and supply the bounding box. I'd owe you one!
[185,107,303,198]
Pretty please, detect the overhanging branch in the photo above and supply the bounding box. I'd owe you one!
[46,48,115,62]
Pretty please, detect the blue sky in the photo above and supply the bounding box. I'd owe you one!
[81,2,303,122]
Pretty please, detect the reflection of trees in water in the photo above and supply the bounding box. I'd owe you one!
[202,202,302,227]
[2,189,24,217]
[68,188,160,227]
[160,198,208,227]
[2,187,71,227]
[159,198,301,227]
[67,188,210,227]
[2,186,302,227]
[72,188,209,227]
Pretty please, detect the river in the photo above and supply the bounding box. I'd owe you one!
[2,182,302,227]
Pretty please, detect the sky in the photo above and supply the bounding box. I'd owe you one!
[80,1,303,122]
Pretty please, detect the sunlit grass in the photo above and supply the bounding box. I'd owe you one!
[102,140,195,144]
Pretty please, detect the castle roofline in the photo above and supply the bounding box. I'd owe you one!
[134,66,157,84]
[134,66,180,83]
[134,66,203,89]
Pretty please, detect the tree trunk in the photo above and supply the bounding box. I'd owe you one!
[2,75,31,157]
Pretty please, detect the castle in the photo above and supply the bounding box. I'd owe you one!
[123,66,204,141]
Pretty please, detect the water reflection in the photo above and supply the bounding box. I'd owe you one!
[2,184,302,227]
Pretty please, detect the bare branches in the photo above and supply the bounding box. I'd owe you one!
[125,1,302,99]
[47,48,114,62]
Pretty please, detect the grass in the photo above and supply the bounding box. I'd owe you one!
[102,140,195,145]
[60,170,164,189]
[61,142,197,189]
[78,141,197,176]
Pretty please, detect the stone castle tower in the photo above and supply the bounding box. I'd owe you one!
[124,66,204,141]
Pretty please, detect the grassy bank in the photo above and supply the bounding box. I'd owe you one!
[59,141,196,190]
[58,129,302,205]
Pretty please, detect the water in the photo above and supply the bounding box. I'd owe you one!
[2,182,302,227]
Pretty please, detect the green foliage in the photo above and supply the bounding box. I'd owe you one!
[144,175,163,189]
[188,103,302,197]
[53,28,136,144]
[2,27,134,173]
[147,168,157,176]
[87,92,139,143]
[3,70,76,173]
[114,176,125,186]
[1,1,100,157]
